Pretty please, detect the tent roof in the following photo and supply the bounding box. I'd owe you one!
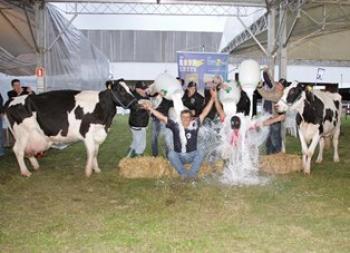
[221,1,350,64]
[0,0,37,75]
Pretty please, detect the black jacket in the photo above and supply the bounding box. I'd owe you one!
[155,97,173,117]
[7,87,34,100]
[204,88,218,120]
[182,91,204,117]
[128,90,150,128]
[0,93,3,114]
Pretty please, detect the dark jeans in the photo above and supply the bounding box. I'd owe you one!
[151,118,173,156]
[266,122,282,155]
[151,118,161,156]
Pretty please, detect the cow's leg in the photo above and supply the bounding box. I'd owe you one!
[92,144,101,173]
[304,134,320,175]
[84,138,96,177]
[92,128,107,174]
[333,127,340,162]
[316,137,325,163]
[13,140,31,177]
[298,130,309,174]
[28,156,40,170]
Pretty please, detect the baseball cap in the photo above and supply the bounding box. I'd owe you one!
[187,81,197,88]
[135,81,148,90]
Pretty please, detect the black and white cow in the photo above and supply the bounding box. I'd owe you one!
[5,79,137,177]
[276,81,342,174]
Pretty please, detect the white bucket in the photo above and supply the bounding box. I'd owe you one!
[218,80,241,115]
[153,73,184,101]
[239,59,261,116]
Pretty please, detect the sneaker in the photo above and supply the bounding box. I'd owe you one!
[126,148,136,158]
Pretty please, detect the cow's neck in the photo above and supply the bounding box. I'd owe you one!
[297,92,324,125]
[99,90,117,120]
[292,92,306,115]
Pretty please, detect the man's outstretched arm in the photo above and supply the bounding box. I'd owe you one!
[199,88,216,123]
[143,103,168,124]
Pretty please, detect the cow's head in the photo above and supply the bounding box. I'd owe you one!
[276,81,306,113]
[106,79,137,109]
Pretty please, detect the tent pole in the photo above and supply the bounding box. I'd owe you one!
[278,3,287,79]
[267,6,276,80]
[34,1,46,93]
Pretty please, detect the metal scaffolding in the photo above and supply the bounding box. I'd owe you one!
[55,1,262,17]
[221,0,350,78]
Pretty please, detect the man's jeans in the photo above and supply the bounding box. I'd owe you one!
[151,118,173,156]
[0,115,4,156]
[167,150,204,178]
[266,122,282,154]
[129,127,147,155]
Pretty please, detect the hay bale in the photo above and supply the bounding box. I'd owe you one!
[118,156,224,179]
[259,153,302,174]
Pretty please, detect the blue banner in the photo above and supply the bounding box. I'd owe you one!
[177,51,229,89]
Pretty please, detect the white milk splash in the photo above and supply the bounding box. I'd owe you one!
[218,113,270,186]
[153,73,187,153]
[171,92,187,153]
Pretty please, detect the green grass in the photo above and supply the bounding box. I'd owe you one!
[0,116,349,252]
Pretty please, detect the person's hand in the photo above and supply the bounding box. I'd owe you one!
[27,87,33,94]
[139,100,153,110]
[209,88,217,100]
[257,81,263,89]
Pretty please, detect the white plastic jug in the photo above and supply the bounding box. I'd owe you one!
[239,59,261,116]
[218,80,241,115]
[153,73,184,101]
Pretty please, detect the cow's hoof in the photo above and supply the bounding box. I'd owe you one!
[334,157,340,162]
[303,171,311,176]
[94,168,101,173]
[85,170,93,177]
[315,159,322,164]
[21,171,32,177]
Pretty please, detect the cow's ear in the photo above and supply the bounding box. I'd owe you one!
[105,80,112,89]
[304,85,314,102]
[297,83,305,90]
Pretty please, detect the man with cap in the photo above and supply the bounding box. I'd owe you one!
[182,81,204,117]
[256,70,289,154]
[127,81,150,158]
[203,75,223,125]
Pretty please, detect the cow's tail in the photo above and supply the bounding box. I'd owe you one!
[3,114,14,136]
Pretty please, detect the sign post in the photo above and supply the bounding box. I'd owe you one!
[36,67,45,93]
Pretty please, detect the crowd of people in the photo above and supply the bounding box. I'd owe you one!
[127,69,288,180]
[0,72,287,180]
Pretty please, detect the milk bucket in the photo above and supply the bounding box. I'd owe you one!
[239,60,261,116]
[153,73,184,101]
[218,80,241,115]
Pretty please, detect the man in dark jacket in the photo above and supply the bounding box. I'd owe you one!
[150,95,174,156]
[203,76,223,124]
[0,93,5,156]
[7,79,34,100]
[182,81,204,117]
[257,69,288,154]
[127,81,150,157]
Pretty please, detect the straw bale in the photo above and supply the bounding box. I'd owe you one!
[259,153,302,174]
[118,156,224,178]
